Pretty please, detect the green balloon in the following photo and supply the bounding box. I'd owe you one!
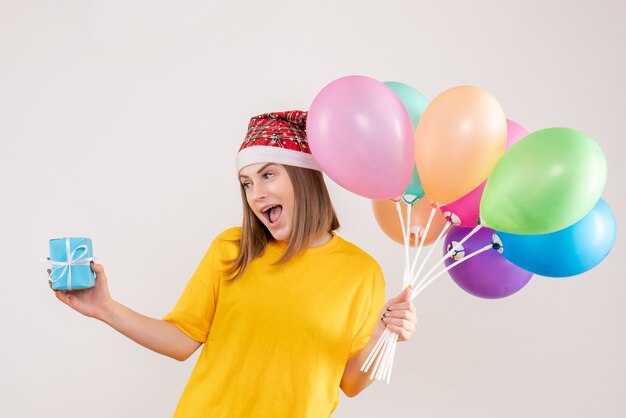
[402,164,425,205]
[384,81,429,130]
[480,127,607,234]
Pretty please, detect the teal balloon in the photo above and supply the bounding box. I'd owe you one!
[497,198,616,277]
[402,164,425,205]
[384,81,429,130]
[480,127,607,234]
[384,82,428,205]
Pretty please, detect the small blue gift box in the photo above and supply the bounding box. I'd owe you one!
[49,237,96,291]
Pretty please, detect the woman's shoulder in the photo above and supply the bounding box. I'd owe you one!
[203,227,241,259]
[331,235,385,286]
[333,234,380,267]
[214,226,242,242]
[204,227,242,255]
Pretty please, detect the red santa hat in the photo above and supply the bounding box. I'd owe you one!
[236,110,322,172]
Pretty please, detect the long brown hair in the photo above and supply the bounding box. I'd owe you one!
[226,165,339,279]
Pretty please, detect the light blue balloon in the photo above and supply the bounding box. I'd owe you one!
[496,199,616,277]
[383,81,428,130]
[384,81,428,204]
[402,164,425,205]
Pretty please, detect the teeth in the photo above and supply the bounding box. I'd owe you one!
[262,205,277,213]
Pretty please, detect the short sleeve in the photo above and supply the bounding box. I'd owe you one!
[348,263,386,358]
[162,238,223,343]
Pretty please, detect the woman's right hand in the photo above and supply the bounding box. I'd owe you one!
[48,261,201,360]
[48,261,114,321]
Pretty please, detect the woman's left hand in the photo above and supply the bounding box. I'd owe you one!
[378,286,417,342]
[340,286,417,395]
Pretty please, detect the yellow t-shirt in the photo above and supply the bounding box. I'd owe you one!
[163,227,385,418]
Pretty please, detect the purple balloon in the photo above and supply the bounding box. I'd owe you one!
[443,226,533,299]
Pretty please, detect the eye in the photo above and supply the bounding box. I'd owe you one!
[241,181,251,189]
[262,172,274,180]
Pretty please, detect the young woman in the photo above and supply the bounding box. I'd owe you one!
[49,111,417,417]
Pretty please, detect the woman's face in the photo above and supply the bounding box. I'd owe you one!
[238,163,295,242]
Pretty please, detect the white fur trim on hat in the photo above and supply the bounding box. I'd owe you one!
[236,146,322,172]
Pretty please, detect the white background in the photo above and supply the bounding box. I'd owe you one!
[1,0,624,417]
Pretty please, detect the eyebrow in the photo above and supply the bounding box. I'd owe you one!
[238,163,277,179]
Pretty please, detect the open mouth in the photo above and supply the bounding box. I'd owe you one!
[262,205,283,226]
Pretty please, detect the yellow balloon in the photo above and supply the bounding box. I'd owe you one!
[414,86,506,205]
[372,198,448,246]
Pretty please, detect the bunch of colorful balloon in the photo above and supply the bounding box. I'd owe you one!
[307,76,616,384]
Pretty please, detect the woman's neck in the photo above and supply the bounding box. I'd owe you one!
[309,232,333,248]
[274,231,333,249]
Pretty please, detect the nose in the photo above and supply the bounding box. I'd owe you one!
[250,182,268,202]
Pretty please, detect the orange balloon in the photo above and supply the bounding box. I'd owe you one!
[372,198,448,246]
[414,86,506,205]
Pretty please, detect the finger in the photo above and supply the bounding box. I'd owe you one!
[382,317,416,332]
[384,323,412,342]
[90,261,105,274]
[398,285,412,301]
[54,289,71,305]
[90,262,106,281]
[386,301,414,312]
[383,309,417,322]
[386,286,412,304]
[387,301,416,315]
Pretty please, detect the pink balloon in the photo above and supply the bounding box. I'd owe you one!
[440,119,528,226]
[307,76,414,199]
[505,119,530,145]
[441,183,486,226]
